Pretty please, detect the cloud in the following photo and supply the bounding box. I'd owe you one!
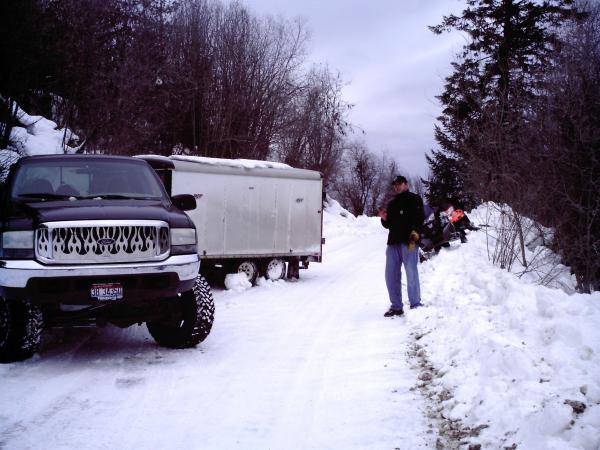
[243,0,466,176]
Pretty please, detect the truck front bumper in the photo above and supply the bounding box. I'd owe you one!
[0,254,200,289]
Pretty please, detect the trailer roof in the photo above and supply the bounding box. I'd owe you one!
[173,155,292,170]
[136,155,322,180]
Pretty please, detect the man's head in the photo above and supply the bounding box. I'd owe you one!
[392,175,409,194]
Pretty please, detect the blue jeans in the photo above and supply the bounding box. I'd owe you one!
[385,244,421,311]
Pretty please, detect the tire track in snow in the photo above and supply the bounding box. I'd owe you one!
[0,224,433,449]
[266,234,431,449]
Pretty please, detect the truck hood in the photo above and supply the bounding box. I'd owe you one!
[4,199,193,230]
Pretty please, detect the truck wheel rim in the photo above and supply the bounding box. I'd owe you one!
[238,262,256,280]
[266,259,285,280]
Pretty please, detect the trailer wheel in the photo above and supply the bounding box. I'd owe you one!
[263,258,286,281]
[237,260,259,285]
[147,275,215,349]
[0,297,44,363]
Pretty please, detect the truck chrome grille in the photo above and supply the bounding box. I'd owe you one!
[35,220,170,264]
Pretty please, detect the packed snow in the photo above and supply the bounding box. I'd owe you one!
[136,154,294,171]
[224,272,253,292]
[171,155,292,170]
[6,103,79,156]
[408,204,600,449]
[0,199,598,449]
[0,103,78,180]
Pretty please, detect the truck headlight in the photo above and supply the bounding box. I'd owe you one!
[170,228,197,245]
[1,231,35,259]
[170,228,197,255]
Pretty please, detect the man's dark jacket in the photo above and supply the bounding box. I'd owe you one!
[381,191,425,245]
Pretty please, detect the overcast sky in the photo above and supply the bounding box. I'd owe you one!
[242,0,466,177]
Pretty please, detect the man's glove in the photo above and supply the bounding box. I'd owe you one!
[408,231,420,252]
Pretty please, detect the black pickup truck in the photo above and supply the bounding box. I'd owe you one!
[0,154,214,362]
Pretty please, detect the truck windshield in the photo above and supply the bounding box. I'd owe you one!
[10,159,167,201]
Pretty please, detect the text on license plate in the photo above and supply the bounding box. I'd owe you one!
[91,283,123,301]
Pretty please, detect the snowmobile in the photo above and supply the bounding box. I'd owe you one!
[418,204,477,262]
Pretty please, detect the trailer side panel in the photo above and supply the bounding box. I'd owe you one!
[170,165,322,259]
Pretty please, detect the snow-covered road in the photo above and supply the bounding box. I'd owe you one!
[0,210,432,449]
[2,202,600,450]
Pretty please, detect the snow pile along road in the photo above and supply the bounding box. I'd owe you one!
[407,204,600,449]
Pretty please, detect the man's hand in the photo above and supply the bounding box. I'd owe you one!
[408,231,419,252]
[378,207,388,221]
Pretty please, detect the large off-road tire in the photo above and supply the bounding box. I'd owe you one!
[262,258,286,281]
[0,297,43,363]
[147,275,215,349]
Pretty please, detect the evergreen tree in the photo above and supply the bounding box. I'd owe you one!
[424,149,474,209]
[428,0,578,206]
[0,0,58,148]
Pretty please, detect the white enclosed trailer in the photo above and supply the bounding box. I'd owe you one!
[138,155,324,283]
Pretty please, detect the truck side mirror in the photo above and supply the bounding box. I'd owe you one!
[171,194,196,211]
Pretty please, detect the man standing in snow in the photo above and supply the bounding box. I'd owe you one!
[378,175,424,316]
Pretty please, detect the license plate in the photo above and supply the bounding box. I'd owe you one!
[91,283,123,301]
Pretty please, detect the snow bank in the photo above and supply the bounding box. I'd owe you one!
[406,205,600,449]
[224,273,252,292]
[9,103,79,156]
[470,203,577,292]
[323,196,382,240]
[1,102,79,180]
